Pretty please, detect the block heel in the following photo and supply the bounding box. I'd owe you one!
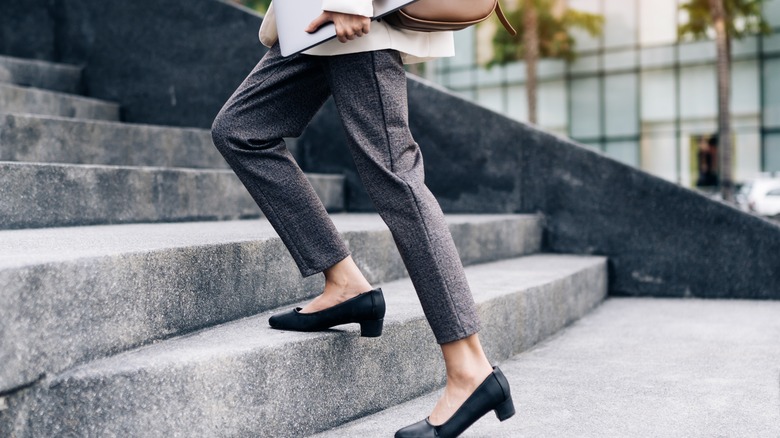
[494,396,515,421]
[359,318,384,337]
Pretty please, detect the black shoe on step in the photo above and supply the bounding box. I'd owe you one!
[394,366,515,438]
[268,288,385,337]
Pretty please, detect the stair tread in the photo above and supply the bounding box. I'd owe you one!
[0,83,119,121]
[0,110,211,131]
[0,214,535,269]
[1,159,231,172]
[0,113,220,167]
[0,55,81,72]
[0,158,307,174]
[0,55,82,94]
[0,111,210,134]
[58,253,605,377]
[7,249,605,437]
[0,214,543,396]
[0,83,116,106]
[0,161,344,229]
[314,298,780,437]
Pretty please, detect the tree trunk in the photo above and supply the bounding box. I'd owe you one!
[709,0,734,202]
[523,0,539,125]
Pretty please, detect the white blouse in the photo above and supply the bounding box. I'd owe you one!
[258,0,454,64]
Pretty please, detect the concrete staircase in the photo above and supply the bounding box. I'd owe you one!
[0,54,608,437]
[0,54,343,229]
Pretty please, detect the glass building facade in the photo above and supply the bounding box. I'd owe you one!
[424,0,780,187]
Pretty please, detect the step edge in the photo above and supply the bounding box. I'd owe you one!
[0,83,117,107]
[0,159,344,176]
[20,256,604,437]
[53,254,605,381]
[0,214,539,270]
[0,111,211,134]
[0,55,83,72]
[0,215,545,393]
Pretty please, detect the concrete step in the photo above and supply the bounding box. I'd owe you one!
[315,298,780,438]
[0,161,343,229]
[0,55,83,94]
[0,254,607,438]
[0,113,228,169]
[0,83,119,121]
[0,214,543,394]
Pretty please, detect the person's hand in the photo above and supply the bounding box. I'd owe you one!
[306,11,370,43]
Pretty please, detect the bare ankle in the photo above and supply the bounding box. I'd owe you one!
[323,256,372,295]
[447,364,492,387]
[440,335,493,387]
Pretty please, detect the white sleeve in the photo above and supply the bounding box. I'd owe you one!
[321,0,374,17]
[258,2,278,48]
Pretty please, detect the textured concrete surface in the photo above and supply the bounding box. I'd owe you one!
[0,0,266,127]
[517,121,780,300]
[0,55,82,94]
[0,254,606,437]
[0,214,541,393]
[0,113,227,168]
[0,83,119,121]
[0,0,55,60]
[317,298,780,438]
[302,75,780,300]
[0,161,342,229]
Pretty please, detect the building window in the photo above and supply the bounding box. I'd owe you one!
[426,0,778,182]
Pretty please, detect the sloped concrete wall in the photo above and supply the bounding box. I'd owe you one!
[517,117,780,299]
[0,0,265,128]
[298,87,524,212]
[300,77,780,300]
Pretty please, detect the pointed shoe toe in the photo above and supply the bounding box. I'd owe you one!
[394,366,515,438]
[394,419,438,438]
[267,288,385,337]
[268,308,299,329]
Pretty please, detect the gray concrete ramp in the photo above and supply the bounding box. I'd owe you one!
[317,298,780,437]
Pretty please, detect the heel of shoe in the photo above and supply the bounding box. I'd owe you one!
[494,396,515,421]
[359,318,383,337]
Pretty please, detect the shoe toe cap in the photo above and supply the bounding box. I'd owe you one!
[268,308,298,329]
[395,419,437,438]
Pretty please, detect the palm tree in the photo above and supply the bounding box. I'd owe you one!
[522,1,540,125]
[490,0,602,125]
[678,0,771,202]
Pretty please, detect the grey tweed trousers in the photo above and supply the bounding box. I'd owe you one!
[211,44,479,344]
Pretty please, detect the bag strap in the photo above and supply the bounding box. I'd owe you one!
[495,1,518,36]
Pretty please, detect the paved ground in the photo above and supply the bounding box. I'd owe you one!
[316,298,780,437]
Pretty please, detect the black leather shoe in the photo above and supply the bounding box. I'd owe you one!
[394,367,515,438]
[268,288,385,337]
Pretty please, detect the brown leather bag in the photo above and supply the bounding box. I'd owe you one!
[384,0,517,35]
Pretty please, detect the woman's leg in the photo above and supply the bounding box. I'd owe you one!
[211,45,372,306]
[429,334,493,424]
[323,50,494,421]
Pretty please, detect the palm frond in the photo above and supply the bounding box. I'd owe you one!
[489,0,603,66]
[678,0,772,41]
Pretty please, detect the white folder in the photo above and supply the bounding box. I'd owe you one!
[274,0,417,57]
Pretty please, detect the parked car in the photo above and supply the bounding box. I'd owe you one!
[740,178,780,218]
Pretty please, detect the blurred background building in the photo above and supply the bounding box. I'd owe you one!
[421,0,780,188]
